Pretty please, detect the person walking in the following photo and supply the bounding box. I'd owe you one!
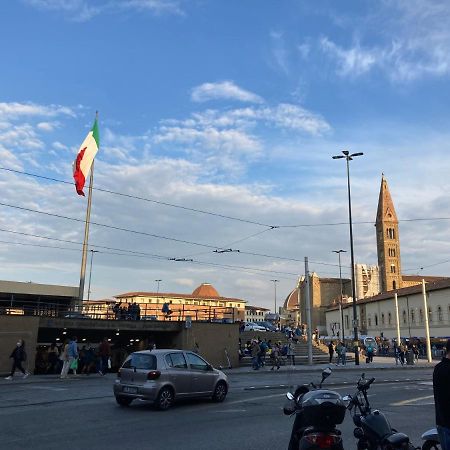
[47,343,59,374]
[399,343,406,366]
[270,342,281,370]
[251,340,260,370]
[433,339,450,450]
[60,336,78,379]
[335,342,342,366]
[98,337,111,376]
[340,342,347,366]
[366,343,374,363]
[287,339,296,366]
[328,341,334,364]
[5,339,29,380]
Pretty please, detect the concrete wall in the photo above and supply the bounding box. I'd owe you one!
[173,323,239,369]
[0,316,40,375]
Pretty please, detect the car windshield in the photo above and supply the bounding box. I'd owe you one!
[122,353,157,370]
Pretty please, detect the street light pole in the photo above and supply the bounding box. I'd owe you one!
[332,249,346,342]
[155,279,162,294]
[87,250,99,302]
[270,279,279,315]
[332,150,363,365]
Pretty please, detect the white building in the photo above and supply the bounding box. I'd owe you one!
[325,278,450,339]
[245,305,270,323]
[355,264,380,299]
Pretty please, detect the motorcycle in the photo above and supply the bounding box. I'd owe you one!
[284,367,346,450]
[421,428,440,450]
[344,373,417,449]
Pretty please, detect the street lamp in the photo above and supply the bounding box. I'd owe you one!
[332,249,346,343]
[155,279,162,294]
[270,279,279,315]
[332,150,364,365]
[87,250,99,302]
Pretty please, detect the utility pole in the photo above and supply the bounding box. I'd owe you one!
[87,249,99,301]
[394,293,401,346]
[422,280,432,363]
[270,279,279,315]
[333,249,346,341]
[304,257,313,365]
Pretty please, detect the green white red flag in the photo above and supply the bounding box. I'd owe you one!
[73,118,100,196]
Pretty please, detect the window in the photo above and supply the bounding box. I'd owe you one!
[410,309,415,324]
[165,352,188,369]
[375,314,378,326]
[402,310,407,325]
[393,281,397,290]
[345,315,349,329]
[437,306,443,322]
[390,264,396,273]
[368,317,372,327]
[419,309,424,324]
[185,352,209,371]
[388,312,392,325]
[381,313,385,325]
[122,354,156,370]
[428,307,433,322]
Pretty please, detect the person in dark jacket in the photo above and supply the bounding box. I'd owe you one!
[433,338,450,450]
[5,339,29,380]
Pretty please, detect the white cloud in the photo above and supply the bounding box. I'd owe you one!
[37,121,58,132]
[23,0,184,21]
[270,31,290,74]
[319,1,450,81]
[0,102,75,120]
[191,81,264,104]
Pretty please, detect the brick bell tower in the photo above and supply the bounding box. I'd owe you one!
[375,175,403,292]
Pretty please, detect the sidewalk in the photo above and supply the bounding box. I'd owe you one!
[222,355,436,376]
[0,372,115,386]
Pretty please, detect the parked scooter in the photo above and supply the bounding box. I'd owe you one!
[344,373,417,449]
[284,367,346,450]
[421,428,440,450]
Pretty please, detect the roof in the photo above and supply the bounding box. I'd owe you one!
[114,291,245,303]
[326,277,450,311]
[245,305,270,311]
[0,280,78,298]
[192,283,219,297]
[402,275,449,283]
[283,288,299,310]
[376,175,398,224]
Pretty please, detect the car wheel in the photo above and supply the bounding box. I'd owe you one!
[212,381,228,402]
[156,386,174,410]
[115,396,133,407]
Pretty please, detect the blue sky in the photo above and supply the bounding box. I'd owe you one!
[1,0,450,308]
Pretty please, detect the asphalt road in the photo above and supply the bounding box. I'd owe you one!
[0,368,436,450]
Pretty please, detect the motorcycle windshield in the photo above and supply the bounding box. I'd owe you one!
[362,413,392,439]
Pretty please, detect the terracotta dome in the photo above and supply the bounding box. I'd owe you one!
[284,288,299,310]
[192,283,220,297]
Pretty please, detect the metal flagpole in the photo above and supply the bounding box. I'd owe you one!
[422,280,432,363]
[78,160,95,307]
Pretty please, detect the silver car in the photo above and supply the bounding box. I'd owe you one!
[113,349,228,410]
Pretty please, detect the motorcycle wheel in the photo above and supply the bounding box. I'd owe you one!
[422,441,440,450]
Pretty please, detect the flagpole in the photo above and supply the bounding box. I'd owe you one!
[78,159,95,307]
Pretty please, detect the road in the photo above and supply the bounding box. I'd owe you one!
[0,368,436,450]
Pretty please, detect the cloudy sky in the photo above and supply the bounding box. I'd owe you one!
[1,0,450,309]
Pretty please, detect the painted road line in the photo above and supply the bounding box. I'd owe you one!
[390,395,434,406]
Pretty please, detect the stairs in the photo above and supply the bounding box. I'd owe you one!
[239,331,354,366]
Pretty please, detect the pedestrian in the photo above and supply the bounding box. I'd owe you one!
[287,339,295,366]
[60,336,78,379]
[47,342,59,374]
[399,343,406,366]
[98,337,111,375]
[328,341,334,364]
[413,345,419,363]
[366,343,374,363]
[81,344,96,375]
[335,342,342,366]
[258,339,268,368]
[340,342,347,365]
[270,342,281,370]
[433,338,450,450]
[251,340,260,370]
[5,339,29,380]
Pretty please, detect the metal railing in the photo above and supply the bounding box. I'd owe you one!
[0,299,239,323]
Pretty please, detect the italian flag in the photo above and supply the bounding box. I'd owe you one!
[73,118,100,196]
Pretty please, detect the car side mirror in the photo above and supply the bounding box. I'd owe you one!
[207,364,213,371]
[286,392,295,401]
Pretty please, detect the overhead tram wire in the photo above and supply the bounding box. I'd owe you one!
[0,201,351,269]
[0,228,299,279]
[2,166,450,229]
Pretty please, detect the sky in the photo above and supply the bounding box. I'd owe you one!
[1,0,450,310]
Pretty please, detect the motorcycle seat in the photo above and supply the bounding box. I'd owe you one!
[383,432,409,446]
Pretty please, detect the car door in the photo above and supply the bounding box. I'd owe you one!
[184,352,217,396]
[164,352,192,397]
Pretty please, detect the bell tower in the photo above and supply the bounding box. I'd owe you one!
[375,175,402,292]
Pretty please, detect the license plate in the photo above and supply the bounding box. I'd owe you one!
[123,386,138,394]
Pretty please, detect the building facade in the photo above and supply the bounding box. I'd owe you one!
[114,283,246,322]
[325,278,450,339]
[244,305,270,323]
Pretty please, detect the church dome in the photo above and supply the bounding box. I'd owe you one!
[284,288,299,309]
[192,283,220,297]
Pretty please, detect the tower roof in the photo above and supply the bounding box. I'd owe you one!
[376,174,398,224]
[192,283,220,297]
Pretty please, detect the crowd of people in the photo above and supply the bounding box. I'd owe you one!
[239,338,297,370]
[112,302,141,321]
[32,337,116,378]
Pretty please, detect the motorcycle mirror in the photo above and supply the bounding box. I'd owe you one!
[361,372,365,379]
[342,395,351,402]
[322,367,332,379]
[286,392,295,401]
